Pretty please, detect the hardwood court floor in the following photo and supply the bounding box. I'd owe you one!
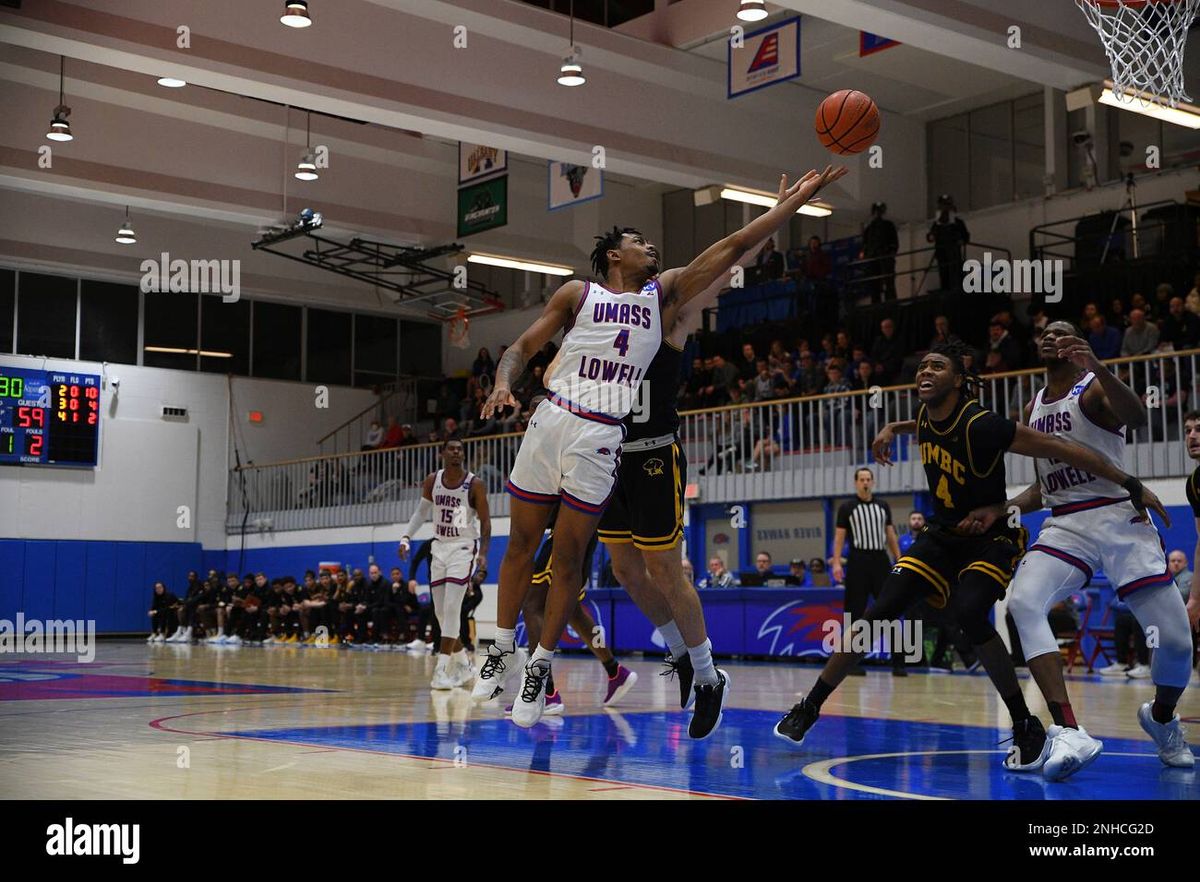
[1,642,1197,800]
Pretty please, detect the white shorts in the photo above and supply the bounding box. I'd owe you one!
[506,397,624,513]
[1021,498,1169,598]
[431,538,478,587]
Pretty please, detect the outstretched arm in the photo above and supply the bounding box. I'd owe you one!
[657,167,847,317]
[482,280,583,418]
[399,474,436,559]
[1056,335,1147,429]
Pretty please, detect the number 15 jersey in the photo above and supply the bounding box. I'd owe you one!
[546,279,663,420]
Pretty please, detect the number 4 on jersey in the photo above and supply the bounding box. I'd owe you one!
[935,474,954,509]
[612,329,630,357]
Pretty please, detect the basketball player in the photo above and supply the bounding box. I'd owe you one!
[773,341,1169,768]
[474,166,846,728]
[955,323,1193,779]
[399,438,490,690]
[831,467,904,675]
[511,500,638,715]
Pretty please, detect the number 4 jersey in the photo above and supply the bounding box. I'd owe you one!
[916,397,1017,527]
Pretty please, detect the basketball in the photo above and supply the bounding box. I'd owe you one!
[815,89,880,155]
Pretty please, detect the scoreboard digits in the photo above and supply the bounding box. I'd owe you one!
[0,366,101,467]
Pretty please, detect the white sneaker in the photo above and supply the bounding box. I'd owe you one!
[181,627,193,643]
[1126,664,1152,679]
[431,656,455,690]
[152,634,166,644]
[1137,702,1195,768]
[165,628,184,643]
[1043,725,1104,782]
[263,635,277,645]
[146,633,158,644]
[1099,663,1130,677]
[405,639,428,653]
[511,660,551,729]
[225,634,242,646]
[206,631,226,644]
[470,646,527,702]
[450,657,475,687]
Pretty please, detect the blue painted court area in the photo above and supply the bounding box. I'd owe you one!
[231,708,1200,800]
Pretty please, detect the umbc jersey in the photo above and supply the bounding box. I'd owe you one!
[623,338,684,442]
[916,397,1017,527]
[1186,465,1200,518]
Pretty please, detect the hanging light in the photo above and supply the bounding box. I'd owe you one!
[280,1,312,28]
[46,56,73,142]
[156,76,187,88]
[736,1,768,22]
[115,207,137,245]
[295,111,319,180]
[556,0,586,87]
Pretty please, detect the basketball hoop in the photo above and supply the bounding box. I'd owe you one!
[448,308,470,349]
[1076,0,1200,106]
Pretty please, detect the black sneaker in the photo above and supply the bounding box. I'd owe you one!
[1002,716,1049,771]
[688,669,730,740]
[774,698,819,748]
[662,653,695,710]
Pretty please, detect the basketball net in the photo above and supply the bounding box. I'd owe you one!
[448,308,470,349]
[1076,0,1200,106]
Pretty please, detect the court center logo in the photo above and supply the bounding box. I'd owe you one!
[0,613,95,663]
[140,251,241,302]
[821,614,923,663]
[46,818,139,864]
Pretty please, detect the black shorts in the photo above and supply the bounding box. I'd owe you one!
[892,524,1027,608]
[597,441,685,551]
[531,530,598,602]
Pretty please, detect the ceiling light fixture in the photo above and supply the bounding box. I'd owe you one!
[737,1,769,22]
[295,111,319,180]
[115,206,137,245]
[156,76,187,88]
[280,1,312,28]
[557,0,586,86]
[467,253,574,276]
[46,56,73,142]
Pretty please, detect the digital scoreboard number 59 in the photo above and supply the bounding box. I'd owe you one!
[0,366,101,468]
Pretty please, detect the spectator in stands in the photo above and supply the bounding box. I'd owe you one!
[472,347,495,378]
[795,338,813,361]
[834,330,852,362]
[789,558,812,587]
[818,333,836,365]
[1108,297,1128,330]
[1130,292,1150,315]
[768,339,790,370]
[861,201,899,302]
[898,510,925,554]
[929,314,960,350]
[822,361,853,447]
[1186,271,1200,316]
[381,416,403,449]
[683,356,709,409]
[1087,314,1121,360]
[756,237,784,281]
[927,194,969,293]
[363,420,384,451]
[851,359,874,392]
[1161,296,1200,350]
[751,404,795,469]
[738,342,759,382]
[514,364,547,406]
[707,353,739,405]
[147,582,181,643]
[795,352,822,395]
[809,557,831,587]
[849,344,868,374]
[1121,308,1159,357]
[1169,549,1192,603]
[802,236,831,281]
[1153,282,1174,319]
[528,341,558,373]
[987,320,1021,371]
[751,359,776,401]
[870,318,903,384]
[681,557,696,587]
[698,556,736,589]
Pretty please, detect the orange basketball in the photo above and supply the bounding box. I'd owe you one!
[815,90,880,155]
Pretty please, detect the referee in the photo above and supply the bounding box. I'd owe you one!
[832,467,904,675]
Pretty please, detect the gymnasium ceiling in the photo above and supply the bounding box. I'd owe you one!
[0,0,1108,314]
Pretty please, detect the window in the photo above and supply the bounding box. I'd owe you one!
[251,301,301,380]
[200,295,250,375]
[927,114,971,214]
[143,291,199,370]
[1013,93,1045,201]
[354,313,398,388]
[17,272,77,358]
[79,280,139,364]
[0,269,13,353]
[305,308,352,386]
[399,320,442,375]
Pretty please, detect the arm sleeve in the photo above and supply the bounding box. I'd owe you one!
[1186,470,1200,518]
[402,498,433,540]
[835,502,851,529]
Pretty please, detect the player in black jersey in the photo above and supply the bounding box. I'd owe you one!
[774,341,1168,766]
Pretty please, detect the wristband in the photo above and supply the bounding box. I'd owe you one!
[1121,476,1143,496]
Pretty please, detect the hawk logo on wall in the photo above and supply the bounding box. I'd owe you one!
[643,457,665,477]
[562,164,588,197]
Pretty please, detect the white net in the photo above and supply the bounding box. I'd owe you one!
[1076,0,1200,106]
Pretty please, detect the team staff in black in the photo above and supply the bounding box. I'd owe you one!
[147,582,181,642]
[832,467,904,675]
[775,341,1169,768]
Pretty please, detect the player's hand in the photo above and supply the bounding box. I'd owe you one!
[1054,335,1101,372]
[407,579,418,595]
[831,562,844,584]
[1186,595,1200,633]
[398,540,410,561]
[475,554,488,575]
[956,503,1004,535]
[482,386,518,419]
[1126,479,1171,528]
[871,424,896,465]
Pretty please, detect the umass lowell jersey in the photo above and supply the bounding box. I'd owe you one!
[1028,372,1125,507]
[549,280,663,419]
[432,469,477,541]
[916,398,1016,527]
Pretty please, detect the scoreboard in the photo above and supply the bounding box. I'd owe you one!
[0,367,101,467]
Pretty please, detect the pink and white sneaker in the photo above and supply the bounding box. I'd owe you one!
[506,689,564,716]
[603,664,638,707]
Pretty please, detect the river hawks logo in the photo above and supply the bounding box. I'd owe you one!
[562,163,588,197]
[643,457,665,477]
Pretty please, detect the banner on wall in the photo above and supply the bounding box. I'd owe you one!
[728,16,801,98]
[860,31,900,57]
[459,142,507,184]
[457,176,508,238]
[751,500,825,565]
[548,160,603,210]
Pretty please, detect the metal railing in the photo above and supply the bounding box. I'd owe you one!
[316,376,428,456]
[228,348,1200,533]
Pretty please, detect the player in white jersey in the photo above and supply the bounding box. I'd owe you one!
[475,167,847,726]
[959,322,1194,779]
[399,439,491,690]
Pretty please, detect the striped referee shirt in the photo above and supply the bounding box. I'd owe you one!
[836,497,892,553]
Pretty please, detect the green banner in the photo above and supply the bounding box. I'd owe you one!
[457,176,508,238]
